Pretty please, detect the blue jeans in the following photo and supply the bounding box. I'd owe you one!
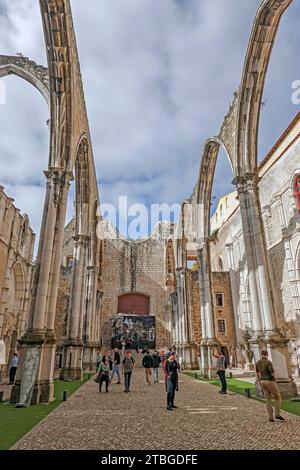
[167,378,176,407]
[111,364,121,383]
[153,367,159,383]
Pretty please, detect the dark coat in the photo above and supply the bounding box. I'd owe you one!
[142,354,154,368]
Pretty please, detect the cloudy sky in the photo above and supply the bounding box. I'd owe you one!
[0,0,300,246]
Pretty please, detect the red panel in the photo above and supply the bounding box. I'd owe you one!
[118,294,149,315]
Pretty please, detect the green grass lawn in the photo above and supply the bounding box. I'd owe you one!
[183,372,300,417]
[0,374,90,450]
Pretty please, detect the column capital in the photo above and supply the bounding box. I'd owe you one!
[73,234,90,247]
[232,173,261,194]
[44,167,74,183]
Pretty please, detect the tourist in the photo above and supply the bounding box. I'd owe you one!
[255,350,285,422]
[160,350,165,364]
[213,348,227,394]
[152,350,161,383]
[162,350,172,391]
[122,350,135,393]
[142,350,154,385]
[111,347,121,384]
[121,339,126,355]
[96,351,102,371]
[97,356,110,393]
[9,353,18,385]
[107,352,113,372]
[165,352,180,410]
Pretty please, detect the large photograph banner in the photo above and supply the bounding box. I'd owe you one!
[111,315,156,350]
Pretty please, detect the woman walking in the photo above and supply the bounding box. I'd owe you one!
[97,356,110,393]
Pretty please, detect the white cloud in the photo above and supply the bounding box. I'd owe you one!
[0,0,299,248]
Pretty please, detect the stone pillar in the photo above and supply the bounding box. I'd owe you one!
[83,266,98,371]
[226,242,243,345]
[184,270,198,369]
[197,243,218,378]
[234,174,297,398]
[61,235,89,380]
[175,269,184,360]
[11,169,70,404]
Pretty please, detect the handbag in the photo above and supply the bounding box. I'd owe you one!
[94,371,102,383]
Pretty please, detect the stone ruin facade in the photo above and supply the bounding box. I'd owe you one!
[0,186,35,382]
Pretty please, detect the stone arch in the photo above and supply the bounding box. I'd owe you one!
[217,256,224,272]
[0,56,49,105]
[12,0,101,403]
[74,136,90,236]
[196,137,234,242]
[236,0,293,175]
[5,262,25,369]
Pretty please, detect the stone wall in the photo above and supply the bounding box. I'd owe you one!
[57,219,174,357]
[189,269,236,364]
[100,220,173,352]
[0,186,35,382]
[212,271,237,354]
[209,114,300,372]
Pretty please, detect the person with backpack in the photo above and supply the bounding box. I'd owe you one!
[213,348,227,394]
[142,350,154,385]
[97,356,110,393]
[122,350,135,393]
[152,351,161,383]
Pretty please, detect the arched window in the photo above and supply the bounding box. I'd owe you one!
[294,175,300,213]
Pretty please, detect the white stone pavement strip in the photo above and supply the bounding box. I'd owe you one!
[12,370,300,450]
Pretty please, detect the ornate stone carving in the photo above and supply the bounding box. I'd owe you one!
[0,54,48,89]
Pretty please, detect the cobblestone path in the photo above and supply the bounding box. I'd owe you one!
[13,369,300,450]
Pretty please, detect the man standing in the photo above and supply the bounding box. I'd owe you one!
[142,350,153,385]
[255,350,285,422]
[165,352,179,410]
[9,353,18,385]
[152,351,161,383]
[213,348,227,394]
[111,348,121,384]
[122,351,135,393]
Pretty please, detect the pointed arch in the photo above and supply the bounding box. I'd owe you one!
[0,57,49,105]
[236,0,293,175]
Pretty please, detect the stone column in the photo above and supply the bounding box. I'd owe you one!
[175,269,184,362]
[234,174,297,398]
[197,243,217,378]
[226,242,243,345]
[61,235,89,380]
[11,168,70,404]
[82,265,98,371]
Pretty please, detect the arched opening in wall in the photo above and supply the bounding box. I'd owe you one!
[210,146,239,274]
[118,293,150,315]
[5,262,25,373]
[0,74,48,377]
[0,75,49,253]
[218,256,224,272]
[257,1,300,165]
